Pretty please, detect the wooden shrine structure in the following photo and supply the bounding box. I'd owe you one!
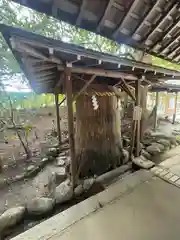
[1,24,180,186]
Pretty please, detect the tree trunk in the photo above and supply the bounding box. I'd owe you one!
[75,94,123,178]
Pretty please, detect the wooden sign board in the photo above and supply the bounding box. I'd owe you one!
[133,106,142,120]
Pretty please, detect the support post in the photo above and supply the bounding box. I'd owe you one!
[140,86,148,141]
[65,68,76,188]
[153,91,159,131]
[55,93,61,146]
[173,92,178,124]
[135,78,141,157]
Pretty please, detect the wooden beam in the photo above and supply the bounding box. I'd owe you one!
[96,0,114,32]
[113,0,139,39]
[73,75,96,101]
[65,68,76,188]
[121,78,136,101]
[55,93,61,146]
[135,78,141,157]
[173,92,178,124]
[153,91,159,131]
[16,36,180,77]
[140,86,148,141]
[76,0,87,25]
[129,119,137,160]
[58,65,137,80]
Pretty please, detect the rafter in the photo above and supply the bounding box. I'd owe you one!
[31,64,57,72]
[160,33,180,55]
[57,65,138,80]
[35,71,56,79]
[153,13,180,52]
[96,0,114,32]
[167,45,180,60]
[161,20,180,42]
[132,0,162,41]
[174,54,180,63]
[12,40,49,60]
[76,0,87,26]
[144,2,178,46]
[113,0,140,39]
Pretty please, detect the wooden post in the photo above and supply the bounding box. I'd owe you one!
[153,91,159,131]
[65,68,76,188]
[173,92,178,124]
[135,78,141,157]
[140,86,148,141]
[55,93,61,146]
[129,118,136,159]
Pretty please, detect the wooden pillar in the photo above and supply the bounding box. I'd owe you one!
[140,86,148,141]
[65,68,76,188]
[55,93,61,146]
[153,91,159,131]
[135,78,141,157]
[173,92,178,124]
[165,93,169,116]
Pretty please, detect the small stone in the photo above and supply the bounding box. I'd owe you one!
[74,184,84,197]
[0,206,25,232]
[41,157,48,163]
[14,174,24,181]
[157,139,170,147]
[141,150,151,160]
[55,180,73,204]
[157,143,165,152]
[27,197,55,216]
[54,167,66,184]
[146,145,161,155]
[83,178,95,191]
[47,148,58,157]
[122,149,129,163]
[151,167,160,174]
[3,164,8,170]
[132,156,155,169]
[26,165,35,172]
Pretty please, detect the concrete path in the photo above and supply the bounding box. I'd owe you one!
[160,146,180,176]
[12,170,180,240]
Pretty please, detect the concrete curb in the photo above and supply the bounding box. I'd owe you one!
[150,166,180,188]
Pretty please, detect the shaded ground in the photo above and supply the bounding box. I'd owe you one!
[1,105,180,239]
[10,170,180,240]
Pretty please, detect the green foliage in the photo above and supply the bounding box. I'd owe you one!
[152,56,180,71]
[0,91,65,109]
